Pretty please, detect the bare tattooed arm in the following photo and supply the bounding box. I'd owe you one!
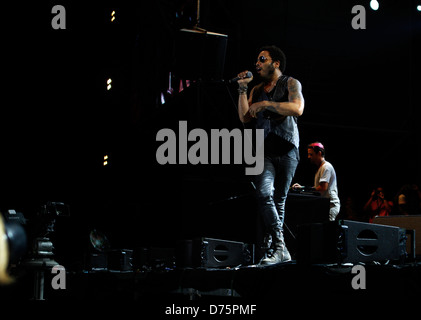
[287,77,305,110]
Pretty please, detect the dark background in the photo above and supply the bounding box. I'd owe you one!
[1,0,420,265]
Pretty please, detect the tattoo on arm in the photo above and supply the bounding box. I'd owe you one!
[288,78,303,102]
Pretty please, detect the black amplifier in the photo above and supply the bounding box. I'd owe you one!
[177,237,255,268]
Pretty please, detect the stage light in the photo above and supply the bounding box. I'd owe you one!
[417,5,421,11]
[370,0,379,10]
[103,154,109,166]
[111,10,116,22]
[89,229,110,252]
[106,78,112,90]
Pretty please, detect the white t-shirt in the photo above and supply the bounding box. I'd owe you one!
[315,160,340,208]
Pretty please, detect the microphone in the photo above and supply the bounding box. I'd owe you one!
[228,71,253,83]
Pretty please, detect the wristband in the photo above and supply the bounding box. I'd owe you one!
[238,85,248,94]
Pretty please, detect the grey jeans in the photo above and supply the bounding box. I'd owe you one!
[255,147,299,236]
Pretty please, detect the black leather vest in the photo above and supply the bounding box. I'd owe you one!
[251,75,300,150]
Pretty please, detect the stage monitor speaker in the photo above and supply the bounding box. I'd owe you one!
[297,220,407,264]
[373,215,421,257]
[85,249,133,272]
[174,28,228,81]
[177,237,254,268]
[108,249,133,271]
[342,220,406,263]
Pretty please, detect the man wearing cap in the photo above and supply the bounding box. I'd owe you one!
[293,142,340,221]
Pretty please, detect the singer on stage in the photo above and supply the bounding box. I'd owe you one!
[236,45,304,265]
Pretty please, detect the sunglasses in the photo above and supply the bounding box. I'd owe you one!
[257,56,269,63]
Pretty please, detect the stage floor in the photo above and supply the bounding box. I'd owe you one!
[3,260,420,302]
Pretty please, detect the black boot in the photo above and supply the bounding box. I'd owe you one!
[260,230,291,265]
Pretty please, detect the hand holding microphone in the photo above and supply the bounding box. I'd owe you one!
[229,71,253,84]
